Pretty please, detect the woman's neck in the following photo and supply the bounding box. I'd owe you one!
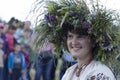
[77,54,93,68]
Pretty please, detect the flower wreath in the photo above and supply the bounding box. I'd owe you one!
[34,0,120,74]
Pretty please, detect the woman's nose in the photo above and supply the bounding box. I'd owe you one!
[71,37,79,45]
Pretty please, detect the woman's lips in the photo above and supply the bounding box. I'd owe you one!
[71,46,82,51]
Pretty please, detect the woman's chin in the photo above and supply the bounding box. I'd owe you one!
[71,51,84,58]
[71,53,81,58]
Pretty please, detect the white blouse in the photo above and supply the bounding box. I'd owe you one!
[62,60,116,80]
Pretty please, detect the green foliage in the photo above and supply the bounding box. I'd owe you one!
[33,0,120,77]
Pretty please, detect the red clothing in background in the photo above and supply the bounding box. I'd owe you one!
[6,33,14,52]
[23,51,30,68]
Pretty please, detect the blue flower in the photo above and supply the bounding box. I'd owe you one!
[44,14,49,24]
[70,10,78,16]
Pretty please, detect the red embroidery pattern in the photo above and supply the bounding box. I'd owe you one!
[88,73,110,80]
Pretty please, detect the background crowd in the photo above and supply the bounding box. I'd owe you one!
[0,17,77,80]
[0,17,35,80]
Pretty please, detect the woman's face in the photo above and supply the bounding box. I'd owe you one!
[67,31,93,59]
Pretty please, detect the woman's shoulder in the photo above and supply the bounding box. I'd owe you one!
[65,63,77,73]
[91,60,113,72]
[61,64,78,80]
[87,60,116,80]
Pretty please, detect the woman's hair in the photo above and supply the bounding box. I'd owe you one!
[62,22,89,37]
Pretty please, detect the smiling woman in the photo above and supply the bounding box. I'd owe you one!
[34,0,120,79]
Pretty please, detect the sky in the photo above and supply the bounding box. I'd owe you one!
[0,0,35,22]
[100,0,120,11]
[0,0,120,23]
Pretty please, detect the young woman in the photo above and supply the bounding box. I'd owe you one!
[34,0,120,80]
[61,24,116,80]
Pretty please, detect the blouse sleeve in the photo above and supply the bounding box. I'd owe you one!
[87,65,116,80]
[87,73,116,80]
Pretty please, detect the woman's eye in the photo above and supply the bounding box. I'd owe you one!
[67,35,73,39]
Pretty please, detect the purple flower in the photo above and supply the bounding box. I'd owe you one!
[84,22,91,30]
[44,14,56,27]
[49,15,56,21]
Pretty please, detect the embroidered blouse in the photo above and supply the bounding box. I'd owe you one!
[62,60,116,80]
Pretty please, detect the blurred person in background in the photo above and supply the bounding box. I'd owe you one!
[8,17,19,28]
[14,21,24,42]
[0,23,9,80]
[24,21,33,36]
[3,23,9,33]
[34,38,55,80]
[6,25,17,52]
[18,29,33,80]
[0,23,9,54]
[5,25,17,80]
[8,43,26,80]
[21,44,31,80]
[0,39,5,80]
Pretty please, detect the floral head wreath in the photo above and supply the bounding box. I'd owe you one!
[34,0,120,74]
